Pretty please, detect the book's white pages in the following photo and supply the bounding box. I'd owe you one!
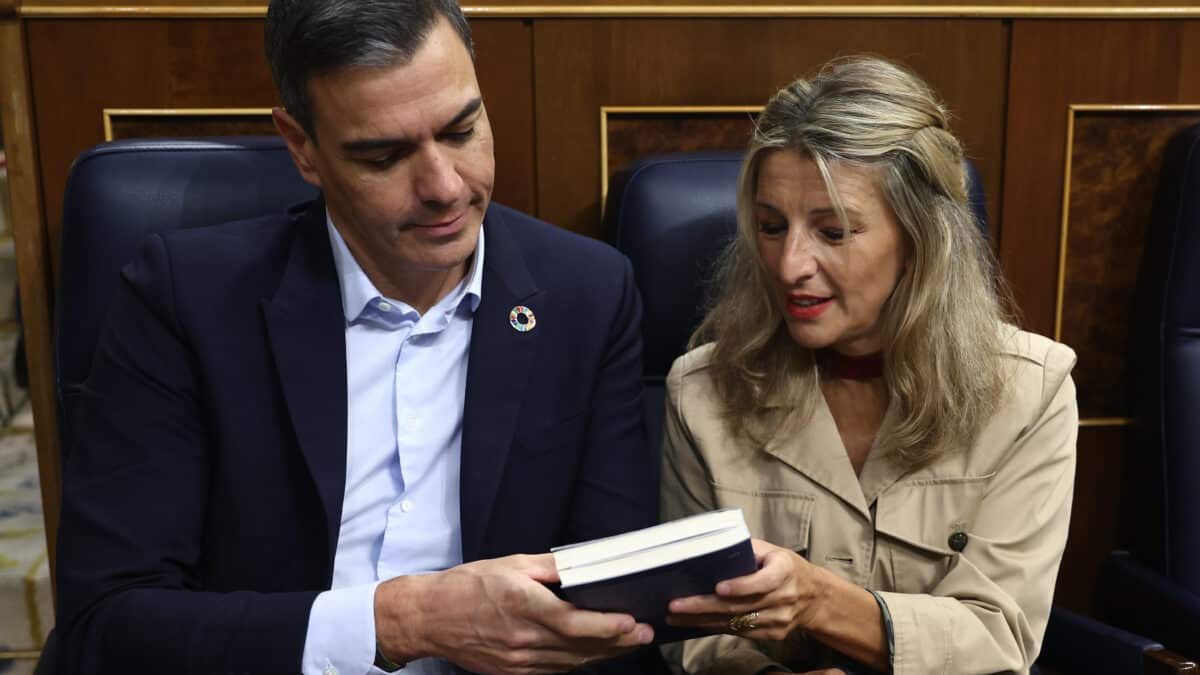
[553,508,751,588]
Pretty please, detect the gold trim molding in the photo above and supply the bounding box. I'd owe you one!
[102,107,273,141]
[19,4,1200,19]
[599,105,760,216]
[1079,417,1135,427]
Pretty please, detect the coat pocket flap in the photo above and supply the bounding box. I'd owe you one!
[875,474,993,556]
[711,482,815,554]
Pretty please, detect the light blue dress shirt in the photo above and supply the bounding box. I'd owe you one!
[301,214,484,675]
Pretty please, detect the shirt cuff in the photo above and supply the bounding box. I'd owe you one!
[302,581,384,675]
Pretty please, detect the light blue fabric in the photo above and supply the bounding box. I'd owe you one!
[301,213,484,675]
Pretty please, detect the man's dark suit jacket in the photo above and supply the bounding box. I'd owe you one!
[53,200,656,674]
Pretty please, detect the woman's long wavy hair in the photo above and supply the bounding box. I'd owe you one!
[692,56,1013,469]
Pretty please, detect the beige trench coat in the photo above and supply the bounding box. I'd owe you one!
[660,328,1077,675]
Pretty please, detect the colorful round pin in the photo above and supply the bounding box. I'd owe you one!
[509,305,537,332]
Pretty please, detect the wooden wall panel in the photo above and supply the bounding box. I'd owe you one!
[17,1,1200,14]
[1056,426,1134,614]
[1001,20,1200,337]
[1060,109,1200,420]
[1003,18,1200,616]
[24,18,535,280]
[533,18,1009,239]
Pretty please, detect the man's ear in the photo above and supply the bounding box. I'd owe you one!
[272,107,323,188]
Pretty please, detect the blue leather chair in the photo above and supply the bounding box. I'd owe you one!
[1098,124,1200,662]
[604,151,1190,675]
[55,137,318,459]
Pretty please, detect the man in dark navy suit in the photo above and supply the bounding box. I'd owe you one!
[52,1,658,673]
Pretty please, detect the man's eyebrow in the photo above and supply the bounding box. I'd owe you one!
[444,97,483,129]
[340,98,484,154]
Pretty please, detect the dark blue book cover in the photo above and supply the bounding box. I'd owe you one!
[560,538,757,644]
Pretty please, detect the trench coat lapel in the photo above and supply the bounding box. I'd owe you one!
[763,396,872,520]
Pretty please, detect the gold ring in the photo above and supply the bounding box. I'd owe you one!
[728,610,759,632]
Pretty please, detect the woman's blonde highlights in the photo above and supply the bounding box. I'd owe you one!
[692,56,1011,468]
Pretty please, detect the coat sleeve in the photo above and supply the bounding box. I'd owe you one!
[54,235,318,675]
[877,348,1078,675]
[659,356,787,675]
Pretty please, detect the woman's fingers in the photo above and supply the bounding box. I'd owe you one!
[665,606,792,635]
[668,591,770,615]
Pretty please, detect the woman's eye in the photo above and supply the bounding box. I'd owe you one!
[820,227,854,242]
[758,221,787,236]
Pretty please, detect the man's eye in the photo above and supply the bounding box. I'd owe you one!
[444,127,476,143]
[758,221,787,236]
[362,154,399,169]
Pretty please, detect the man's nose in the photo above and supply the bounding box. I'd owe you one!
[413,146,465,206]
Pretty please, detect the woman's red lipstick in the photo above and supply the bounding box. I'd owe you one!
[786,294,832,319]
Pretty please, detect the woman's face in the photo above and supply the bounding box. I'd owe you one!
[754,151,907,356]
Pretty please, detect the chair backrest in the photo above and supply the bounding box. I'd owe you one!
[55,137,317,456]
[604,151,989,450]
[1129,124,1200,595]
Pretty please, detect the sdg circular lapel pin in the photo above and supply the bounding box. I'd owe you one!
[509,305,537,333]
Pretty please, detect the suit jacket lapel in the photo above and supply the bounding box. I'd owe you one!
[261,200,348,575]
[460,207,543,562]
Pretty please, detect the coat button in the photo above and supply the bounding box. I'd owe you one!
[948,531,968,552]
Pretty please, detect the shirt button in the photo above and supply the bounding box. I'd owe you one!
[401,500,414,513]
[948,531,969,552]
[377,301,392,312]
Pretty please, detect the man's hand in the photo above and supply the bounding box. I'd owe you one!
[374,553,654,674]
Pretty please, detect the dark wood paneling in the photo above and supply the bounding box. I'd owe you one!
[109,113,276,139]
[27,18,278,280]
[1001,20,1200,337]
[1061,110,1200,419]
[472,20,535,216]
[533,18,1009,238]
[605,112,754,183]
[25,18,535,280]
[18,1,1200,12]
[1054,425,1133,615]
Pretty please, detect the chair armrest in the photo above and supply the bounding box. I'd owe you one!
[1039,606,1167,675]
[1146,649,1199,675]
[1101,551,1200,660]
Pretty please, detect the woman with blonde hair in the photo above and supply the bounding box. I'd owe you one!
[661,56,1077,674]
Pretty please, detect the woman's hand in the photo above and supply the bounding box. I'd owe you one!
[666,538,829,642]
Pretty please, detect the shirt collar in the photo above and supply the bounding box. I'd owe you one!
[326,210,485,324]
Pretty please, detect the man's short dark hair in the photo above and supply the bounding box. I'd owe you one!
[265,0,475,141]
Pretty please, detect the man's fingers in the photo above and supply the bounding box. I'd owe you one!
[506,553,562,584]
[544,604,650,643]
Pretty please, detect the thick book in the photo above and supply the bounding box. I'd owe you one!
[552,508,757,643]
